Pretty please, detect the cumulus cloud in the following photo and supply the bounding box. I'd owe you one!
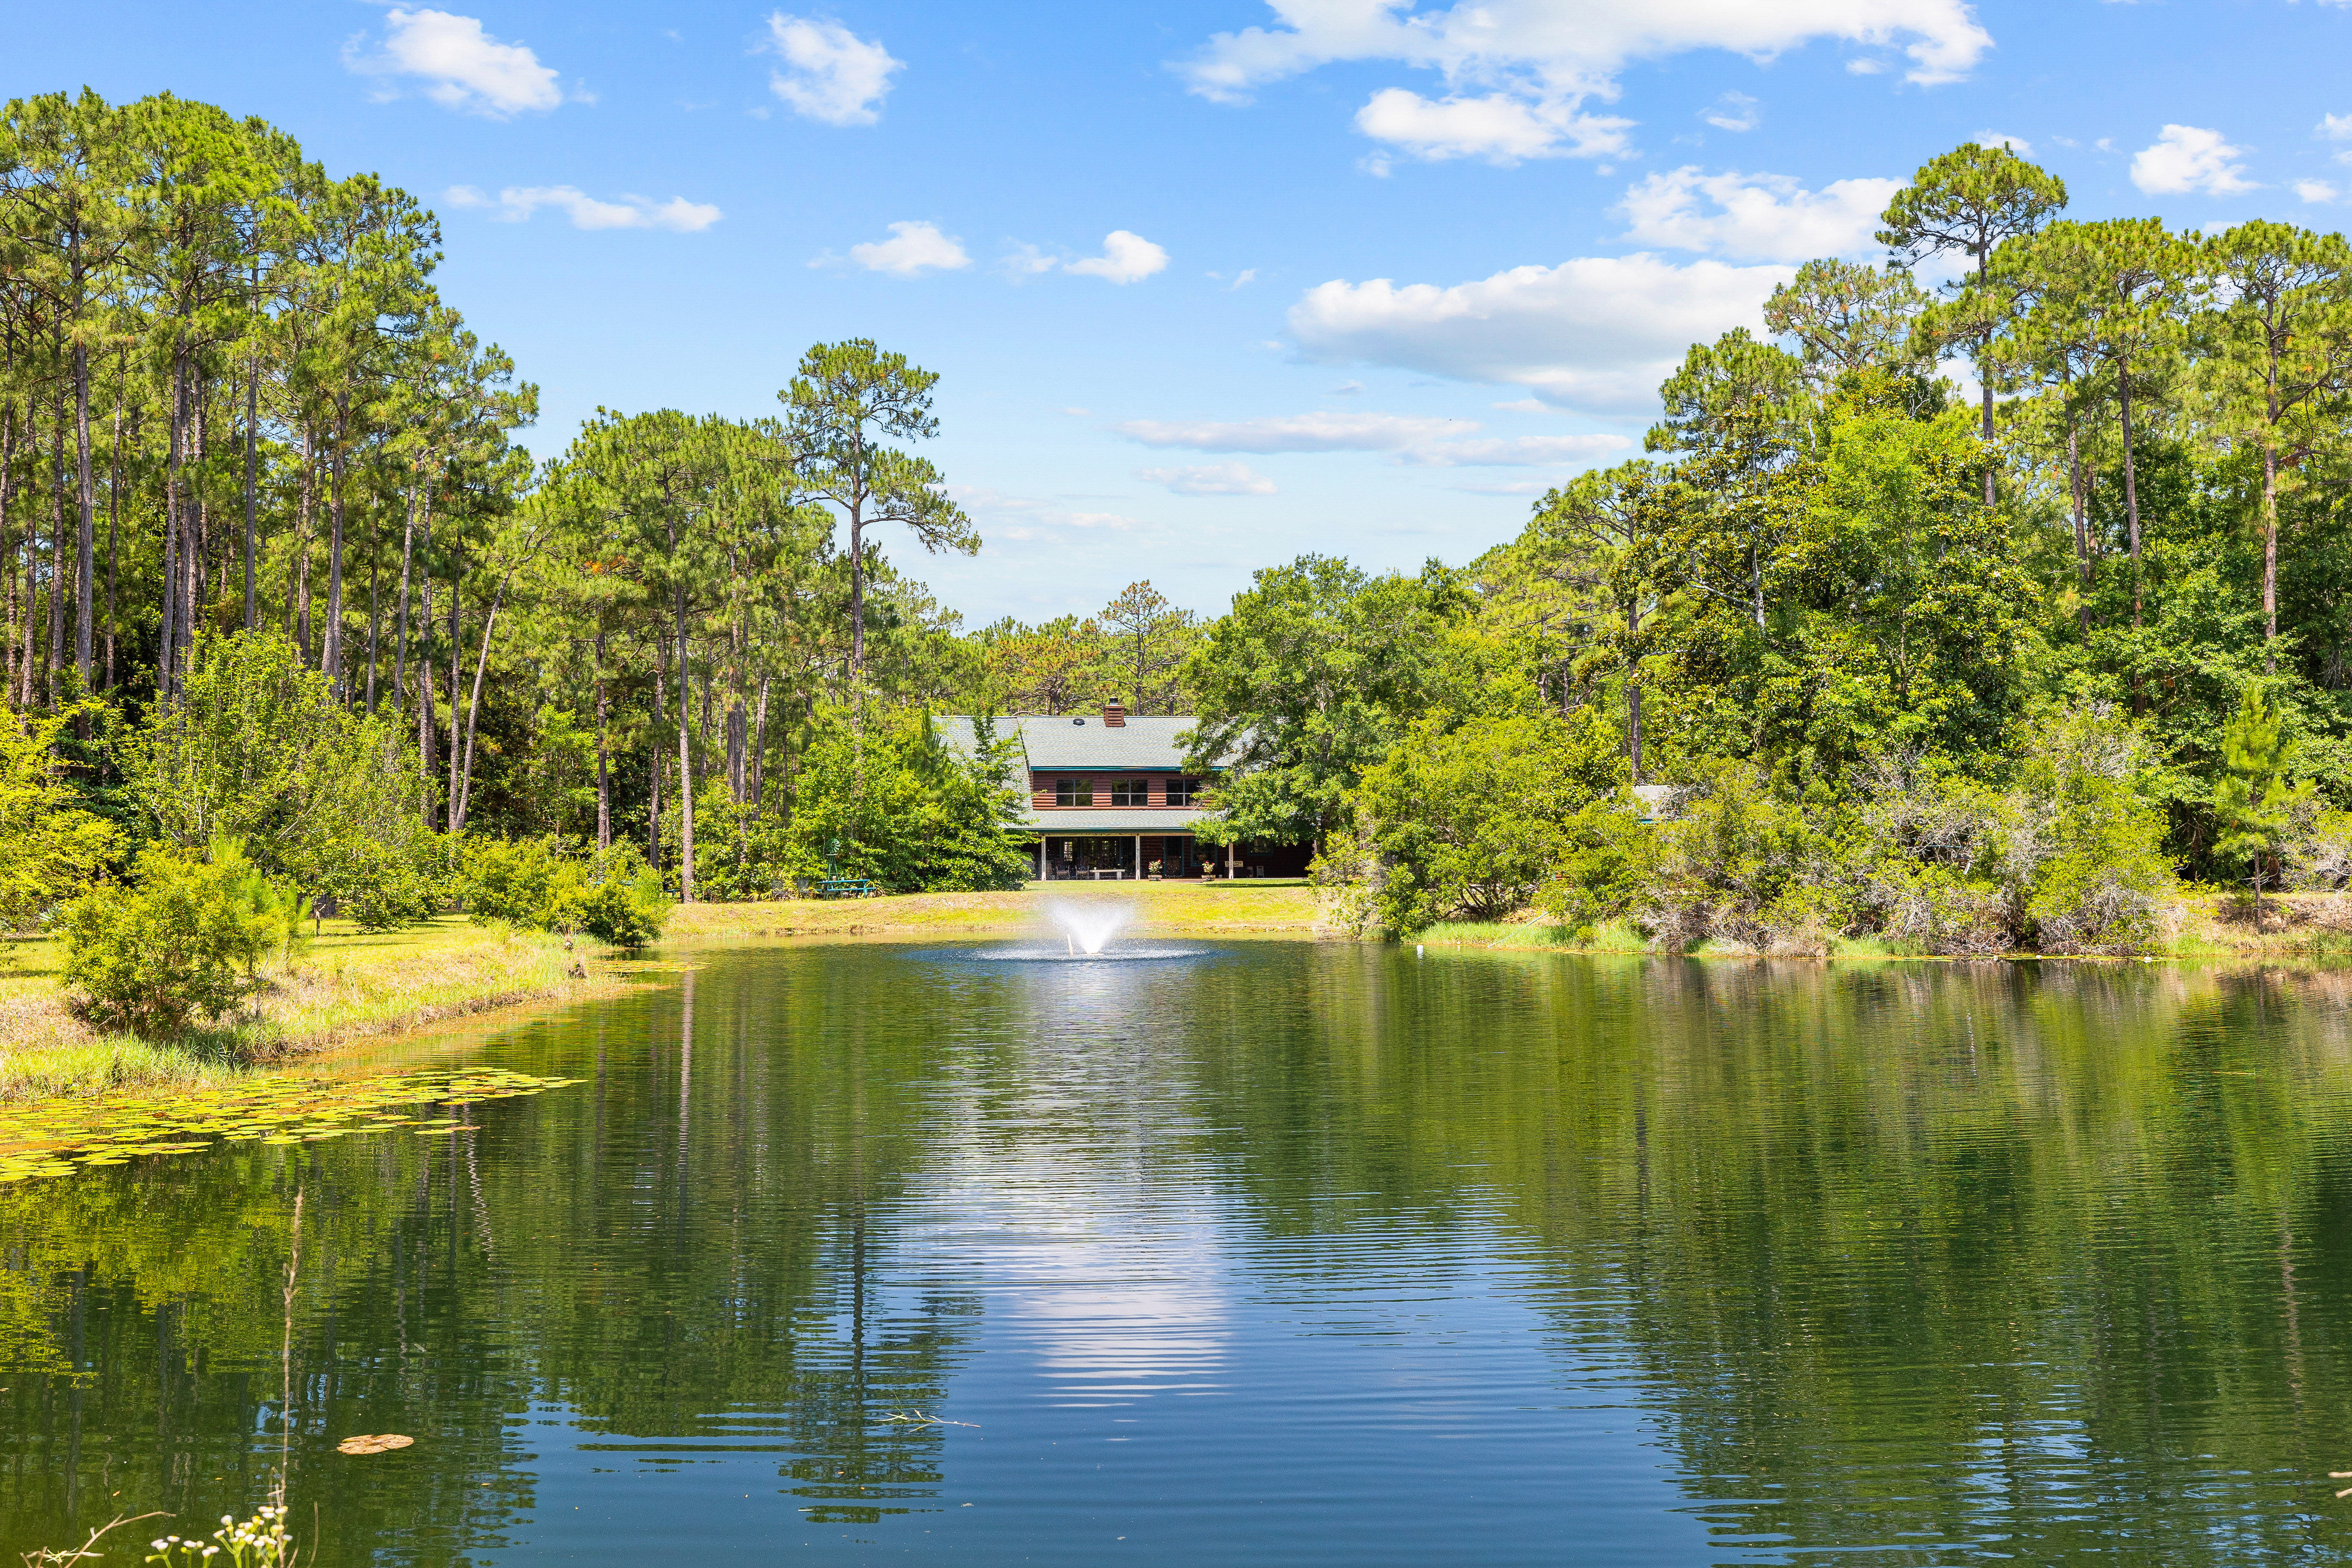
[446,185,721,231]
[1703,92,1760,132]
[1066,231,1170,283]
[1116,411,1629,467]
[1354,89,1632,164]
[839,220,970,276]
[2298,178,2339,203]
[1139,462,1279,495]
[345,8,563,117]
[1287,253,1789,412]
[2322,113,2352,141]
[1617,167,1900,260]
[1179,0,1989,165]
[2130,124,2256,196]
[766,13,901,126]
[1975,129,2030,153]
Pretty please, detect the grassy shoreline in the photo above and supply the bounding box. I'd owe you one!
[4,880,2344,1111]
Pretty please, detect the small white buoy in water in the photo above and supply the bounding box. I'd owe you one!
[1415,944,1424,958]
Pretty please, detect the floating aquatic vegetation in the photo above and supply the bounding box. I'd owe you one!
[337,1434,414,1455]
[0,1067,583,1183]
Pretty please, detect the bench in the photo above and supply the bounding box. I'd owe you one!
[816,878,880,899]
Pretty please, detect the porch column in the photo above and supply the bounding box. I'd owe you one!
[1135,834,1143,880]
[1227,839,1235,879]
[1035,838,1045,881]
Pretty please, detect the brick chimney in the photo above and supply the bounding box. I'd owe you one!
[1102,698,1126,728]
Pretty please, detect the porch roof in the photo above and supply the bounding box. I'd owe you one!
[1021,807,1208,834]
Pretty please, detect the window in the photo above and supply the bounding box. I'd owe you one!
[1111,778,1147,807]
[1166,777,1196,807]
[1056,777,1092,807]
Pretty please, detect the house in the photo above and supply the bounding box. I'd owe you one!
[934,700,1312,881]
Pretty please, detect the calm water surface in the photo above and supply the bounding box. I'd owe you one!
[6,941,2352,1565]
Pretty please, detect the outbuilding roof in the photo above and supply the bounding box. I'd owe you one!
[933,714,1203,771]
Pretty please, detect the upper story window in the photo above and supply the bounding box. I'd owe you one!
[1111,778,1148,807]
[1055,777,1092,807]
[1166,777,1197,807]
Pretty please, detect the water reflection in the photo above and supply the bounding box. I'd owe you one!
[1,950,2351,1565]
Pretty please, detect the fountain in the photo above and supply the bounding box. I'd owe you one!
[920,898,1204,965]
[1049,900,1131,956]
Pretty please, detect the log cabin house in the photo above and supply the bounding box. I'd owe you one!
[935,700,1312,881]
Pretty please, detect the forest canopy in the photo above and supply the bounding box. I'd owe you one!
[1,98,2346,957]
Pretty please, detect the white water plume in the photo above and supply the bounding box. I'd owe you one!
[1047,900,1133,956]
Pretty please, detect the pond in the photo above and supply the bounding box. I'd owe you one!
[5,940,2352,1565]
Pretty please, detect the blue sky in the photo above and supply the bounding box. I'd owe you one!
[11,0,2352,625]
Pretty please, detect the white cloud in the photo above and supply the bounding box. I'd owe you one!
[1286,252,1792,412]
[345,8,562,117]
[445,185,721,231]
[1115,410,1629,467]
[1179,0,1992,167]
[1405,434,1632,466]
[2130,124,2256,196]
[1354,89,1632,163]
[1975,129,2030,153]
[1065,231,1170,284]
[2297,178,2338,203]
[2324,113,2352,141]
[1703,92,1760,132]
[765,13,901,126]
[1139,462,1280,495]
[842,220,970,276]
[1846,58,1886,74]
[1617,166,1901,260]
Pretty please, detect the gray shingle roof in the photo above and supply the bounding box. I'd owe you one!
[1018,807,1209,833]
[934,714,1202,771]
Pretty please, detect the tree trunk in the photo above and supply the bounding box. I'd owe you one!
[677,586,695,902]
[2119,361,2143,631]
[649,633,666,873]
[417,523,437,828]
[71,338,94,692]
[2262,440,2280,676]
[49,396,69,704]
[0,392,16,706]
[105,371,124,689]
[1625,596,1644,783]
[454,585,508,835]
[325,413,346,692]
[2067,413,2089,636]
[848,499,866,681]
[446,573,461,835]
[594,628,611,850]
[366,521,381,714]
[1978,237,1996,509]
[396,480,419,709]
[294,427,313,663]
[242,328,259,633]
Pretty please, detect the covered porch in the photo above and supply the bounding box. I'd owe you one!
[1031,833,1310,880]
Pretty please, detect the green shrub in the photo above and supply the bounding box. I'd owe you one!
[462,836,568,928]
[330,835,442,932]
[60,841,297,1036]
[463,836,670,948]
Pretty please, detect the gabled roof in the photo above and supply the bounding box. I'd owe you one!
[934,714,1202,772]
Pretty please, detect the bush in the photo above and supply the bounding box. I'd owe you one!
[461,836,670,949]
[60,841,298,1036]
[328,835,443,932]
[555,846,669,949]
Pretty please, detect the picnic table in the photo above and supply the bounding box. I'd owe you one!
[816,877,881,898]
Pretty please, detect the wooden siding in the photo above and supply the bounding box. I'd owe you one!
[1030,772,1197,810]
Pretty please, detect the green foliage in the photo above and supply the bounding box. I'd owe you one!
[780,706,1032,893]
[1184,555,1466,850]
[459,835,671,948]
[2211,686,2313,907]
[128,631,431,901]
[0,702,116,930]
[1351,710,1601,933]
[59,839,300,1037]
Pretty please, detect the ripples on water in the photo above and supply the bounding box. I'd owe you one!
[5,945,2352,1566]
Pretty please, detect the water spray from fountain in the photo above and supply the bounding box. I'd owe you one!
[1047,901,1132,957]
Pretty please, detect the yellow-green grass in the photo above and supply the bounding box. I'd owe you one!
[0,917,600,1101]
[662,879,1327,942]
